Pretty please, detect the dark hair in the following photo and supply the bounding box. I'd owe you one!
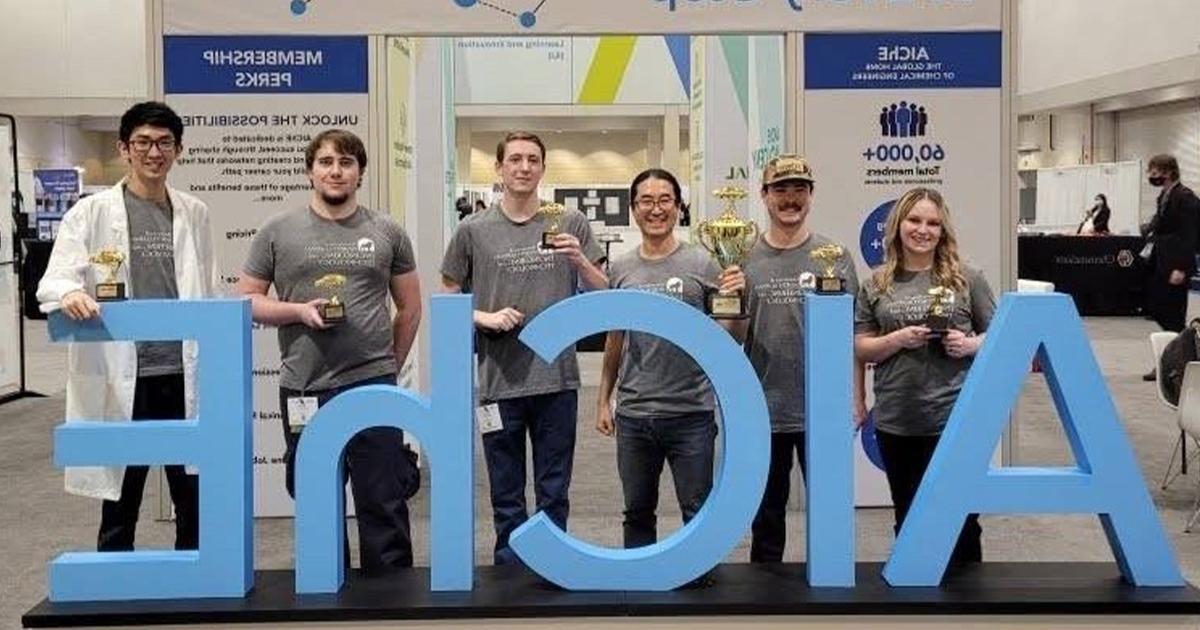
[1149,154,1180,181]
[495,131,546,163]
[629,168,683,206]
[475,199,487,210]
[1095,193,1109,208]
[119,101,184,144]
[305,129,368,172]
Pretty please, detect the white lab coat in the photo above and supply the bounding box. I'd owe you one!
[36,182,219,501]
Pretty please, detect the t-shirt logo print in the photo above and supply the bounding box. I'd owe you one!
[666,277,685,299]
[357,238,376,253]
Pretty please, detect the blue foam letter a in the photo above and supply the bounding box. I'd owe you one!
[883,293,1182,586]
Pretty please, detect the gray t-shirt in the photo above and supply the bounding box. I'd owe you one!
[441,204,604,402]
[854,265,996,436]
[743,233,860,432]
[124,186,182,377]
[244,206,416,391]
[609,243,720,418]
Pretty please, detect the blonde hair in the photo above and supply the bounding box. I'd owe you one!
[872,187,966,295]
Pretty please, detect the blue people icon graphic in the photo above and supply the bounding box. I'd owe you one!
[881,101,929,138]
[859,199,896,268]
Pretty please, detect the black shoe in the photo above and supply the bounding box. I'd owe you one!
[1144,369,1157,382]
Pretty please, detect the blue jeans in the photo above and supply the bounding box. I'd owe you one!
[483,389,579,565]
[279,373,419,575]
[616,411,717,548]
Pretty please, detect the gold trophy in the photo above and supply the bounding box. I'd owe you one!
[809,244,848,295]
[925,285,956,338]
[89,248,127,301]
[314,273,348,325]
[539,202,567,249]
[695,186,759,319]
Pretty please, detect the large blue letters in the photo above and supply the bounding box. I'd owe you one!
[49,299,253,602]
[883,293,1182,586]
[507,290,770,590]
[45,292,1183,601]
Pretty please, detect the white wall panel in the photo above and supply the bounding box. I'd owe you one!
[1115,99,1200,220]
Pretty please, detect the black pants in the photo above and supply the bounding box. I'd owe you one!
[750,431,807,563]
[98,374,199,552]
[875,430,982,564]
[1148,277,1187,332]
[279,374,418,575]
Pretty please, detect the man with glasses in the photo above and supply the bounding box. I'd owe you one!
[595,168,743,553]
[441,131,606,565]
[37,101,217,551]
[736,154,859,562]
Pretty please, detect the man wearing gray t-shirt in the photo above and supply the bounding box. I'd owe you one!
[596,168,744,551]
[737,155,859,563]
[238,129,422,575]
[441,131,606,565]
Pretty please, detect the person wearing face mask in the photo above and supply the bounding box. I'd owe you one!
[732,154,860,563]
[594,168,744,552]
[1140,155,1200,381]
[853,187,995,567]
[1076,193,1111,235]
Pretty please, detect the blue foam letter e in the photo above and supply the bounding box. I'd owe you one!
[49,299,253,601]
[508,290,771,590]
[293,295,474,593]
[883,293,1182,586]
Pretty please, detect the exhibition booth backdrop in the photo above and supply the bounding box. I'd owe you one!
[159,0,1014,518]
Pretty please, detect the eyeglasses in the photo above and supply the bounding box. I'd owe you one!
[635,196,677,211]
[128,137,178,153]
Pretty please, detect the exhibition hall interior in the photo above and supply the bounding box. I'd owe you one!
[2,0,1200,628]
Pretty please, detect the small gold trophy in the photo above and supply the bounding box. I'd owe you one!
[314,273,348,325]
[89,248,127,301]
[695,187,759,319]
[539,202,567,249]
[809,244,848,295]
[925,285,956,338]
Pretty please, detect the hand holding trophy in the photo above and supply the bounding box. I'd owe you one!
[695,186,759,319]
[539,202,567,249]
[89,247,127,301]
[314,273,348,325]
[809,244,848,294]
[924,285,956,339]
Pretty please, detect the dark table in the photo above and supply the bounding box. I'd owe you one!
[1017,235,1147,316]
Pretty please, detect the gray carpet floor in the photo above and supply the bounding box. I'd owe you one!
[3,316,1200,628]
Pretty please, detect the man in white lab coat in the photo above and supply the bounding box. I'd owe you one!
[37,101,217,551]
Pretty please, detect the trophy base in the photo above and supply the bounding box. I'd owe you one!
[925,315,951,339]
[320,303,346,326]
[706,289,748,320]
[541,232,559,250]
[95,282,126,302]
[814,277,847,295]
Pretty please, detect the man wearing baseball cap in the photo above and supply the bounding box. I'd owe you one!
[735,154,860,562]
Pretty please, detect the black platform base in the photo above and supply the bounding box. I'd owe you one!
[23,562,1200,628]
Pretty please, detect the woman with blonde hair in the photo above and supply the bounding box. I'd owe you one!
[853,187,996,566]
